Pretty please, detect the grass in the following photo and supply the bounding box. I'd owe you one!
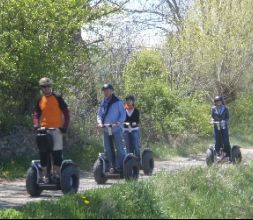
[0,138,102,180]
[0,158,31,180]
[150,138,211,160]
[150,131,253,161]
[65,138,103,171]
[1,163,253,219]
[230,132,253,148]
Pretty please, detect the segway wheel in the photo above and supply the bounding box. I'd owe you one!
[231,145,242,165]
[93,159,107,185]
[26,168,42,197]
[142,150,154,176]
[206,148,215,166]
[61,165,80,194]
[124,155,139,181]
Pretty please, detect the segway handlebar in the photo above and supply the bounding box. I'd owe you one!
[37,127,57,131]
[210,120,226,130]
[123,122,137,128]
[102,124,120,136]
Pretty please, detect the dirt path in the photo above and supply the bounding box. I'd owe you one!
[1,148,253,209]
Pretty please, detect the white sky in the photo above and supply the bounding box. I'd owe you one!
[82,0,168,48]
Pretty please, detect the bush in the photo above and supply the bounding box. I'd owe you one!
[124,50,210,140]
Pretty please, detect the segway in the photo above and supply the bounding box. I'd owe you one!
[123,122,154,176]
[206,121,242,166]
[93,124,140,185]
[26,128,80,197]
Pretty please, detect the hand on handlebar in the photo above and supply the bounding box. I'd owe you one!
[98,123,120,128]
[97,124,104,128]
[59,127,67,134]
[112,123,121,128]
[34,126,40,131]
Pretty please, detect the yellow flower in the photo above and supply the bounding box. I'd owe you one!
[84,200,90,206]
[82,196,90,206]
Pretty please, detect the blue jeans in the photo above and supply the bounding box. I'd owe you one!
[124,130,141,160]
[103,127,126,170]
[214,127,231,156]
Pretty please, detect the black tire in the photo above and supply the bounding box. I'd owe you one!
[93,159,107,185]
[206,148,214,166]
[61,165,80,194]
[231,145,242,164]
[124,156,139,181]
[142,151,154,176]
[26,168,42,197]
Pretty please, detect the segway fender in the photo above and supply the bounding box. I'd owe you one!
[31,160,41,184]
[61,160,79,172]
[98,154,106,175]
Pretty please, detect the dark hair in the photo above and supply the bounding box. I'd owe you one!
[125,95,135,102]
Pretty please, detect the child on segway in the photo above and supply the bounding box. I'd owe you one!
[123,95,154,175]
[211,96,231,161]
[123,95,141,161]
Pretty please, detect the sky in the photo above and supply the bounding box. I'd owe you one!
[124,0,167,47]
[82,0,169,48]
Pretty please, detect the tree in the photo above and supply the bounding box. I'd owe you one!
[0,0,124,131]
[164,0,253,103]
[123,49,210,142]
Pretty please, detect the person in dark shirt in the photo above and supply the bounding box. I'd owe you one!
[211,96,231,160]
[123,96,141,160]
[33,77,70,183]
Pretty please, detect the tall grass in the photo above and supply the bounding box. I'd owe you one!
[1,163,253,219]
[150,138,211,160]
[0,138,102,180]
[0,158,31,180]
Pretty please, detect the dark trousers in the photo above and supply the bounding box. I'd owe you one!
[214,127,231,157]
[40,150,63,167]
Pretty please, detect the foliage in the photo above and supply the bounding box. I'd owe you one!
[0,0,114,132]
[124,49,210,140]
[165,0,253,102]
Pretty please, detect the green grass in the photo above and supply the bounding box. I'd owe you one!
[0,158,31,180]
[1,163,253,219]
[0,138,102,180]
[150,138,211,160]
[65,138,103,171]
[230,132,253,148]
[149,131,253,161]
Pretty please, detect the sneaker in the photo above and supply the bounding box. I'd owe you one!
[109,168,115,174]
[222,156,230,162]
[38,176,49,184]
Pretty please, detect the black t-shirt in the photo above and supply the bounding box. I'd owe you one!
[124,108,140,128]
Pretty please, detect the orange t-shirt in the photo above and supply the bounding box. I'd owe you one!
[39,96,63,128]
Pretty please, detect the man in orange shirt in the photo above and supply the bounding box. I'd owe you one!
[33,77,70,182]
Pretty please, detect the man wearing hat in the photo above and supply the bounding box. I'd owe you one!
[33,77,70,182]
[97,83,126,174]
